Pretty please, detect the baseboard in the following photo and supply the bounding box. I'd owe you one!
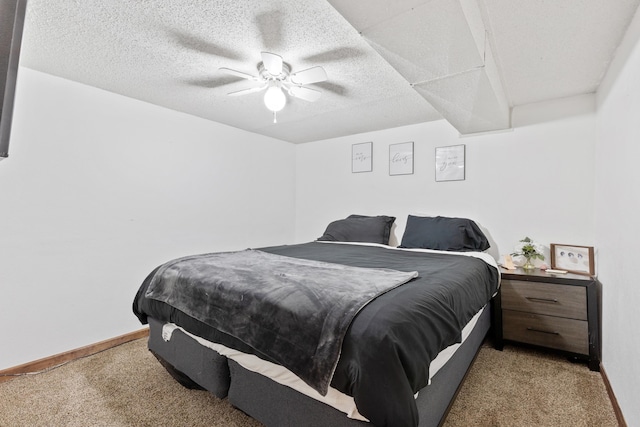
[600,363,627,427]
[0,327,149,384]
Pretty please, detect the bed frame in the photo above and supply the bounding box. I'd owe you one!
[147,298,497,427]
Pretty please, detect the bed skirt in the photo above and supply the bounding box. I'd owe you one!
[148,317,230,398]
[147,304,491,426]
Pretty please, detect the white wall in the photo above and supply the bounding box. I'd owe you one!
[0,68,295,370]
[595,7,640,425]
[295,97,597,263]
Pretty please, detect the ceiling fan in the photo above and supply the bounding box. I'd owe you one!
[219,52,328,123]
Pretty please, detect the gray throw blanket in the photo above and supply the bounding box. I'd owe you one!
[145,249,418,395]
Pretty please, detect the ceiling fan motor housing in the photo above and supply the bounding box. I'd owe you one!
[259,62,291,81]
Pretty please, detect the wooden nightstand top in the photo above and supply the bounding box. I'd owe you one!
[500,267,596,286]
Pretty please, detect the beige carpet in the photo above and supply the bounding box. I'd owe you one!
[0,339,618,427]
[443,345,618,427]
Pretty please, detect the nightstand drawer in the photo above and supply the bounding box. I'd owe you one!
[501,279,587,320]
[503,310,589,355]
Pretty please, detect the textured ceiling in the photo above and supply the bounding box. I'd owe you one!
[18,0,640,143]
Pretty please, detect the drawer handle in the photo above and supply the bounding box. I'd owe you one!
[525,296,559,304]
[526,327,560,335]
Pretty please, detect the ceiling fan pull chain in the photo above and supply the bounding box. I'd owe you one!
[273,111,277,124]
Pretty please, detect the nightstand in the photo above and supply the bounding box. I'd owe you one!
[494,267,600,371]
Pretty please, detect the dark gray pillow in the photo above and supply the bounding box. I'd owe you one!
[318,215,396,245]
[399,215,490,252]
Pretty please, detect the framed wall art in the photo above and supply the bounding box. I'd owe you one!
[550,244,595,276]
[352,142,372,173]
[389,141,414,176]
[435,144,465,182]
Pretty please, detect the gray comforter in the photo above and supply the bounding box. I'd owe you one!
[144,248,418,395]
[134,242,500,427]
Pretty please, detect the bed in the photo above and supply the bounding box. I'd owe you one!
[132,215,501,427]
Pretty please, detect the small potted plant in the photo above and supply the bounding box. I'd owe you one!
[512,237,545,270]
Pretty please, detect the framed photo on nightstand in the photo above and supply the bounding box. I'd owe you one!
[550,244,595,276]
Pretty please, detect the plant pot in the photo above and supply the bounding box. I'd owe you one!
[522,257,535,270]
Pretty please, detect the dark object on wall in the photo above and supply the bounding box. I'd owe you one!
[0,0,27,160]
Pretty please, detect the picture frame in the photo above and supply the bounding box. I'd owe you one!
[550,244,595,276]
[389,141,414,175]
[435,144,465,182]
[352,142,372,173]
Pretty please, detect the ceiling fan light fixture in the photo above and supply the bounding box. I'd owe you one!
[264,85,286,112]
[220,51,327,123]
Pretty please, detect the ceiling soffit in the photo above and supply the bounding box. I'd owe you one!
[329,0,511,134]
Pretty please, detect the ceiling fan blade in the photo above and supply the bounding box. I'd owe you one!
[288,86,322,102]
[219,67,259,80]
[290,66,328,85]
[313,81,348,96]
[170,30,242,60]
[227,84,267,97]
[261,52,283,76]
[301,47,365,63]
[185,76,239,89]
[255,10,283,51]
